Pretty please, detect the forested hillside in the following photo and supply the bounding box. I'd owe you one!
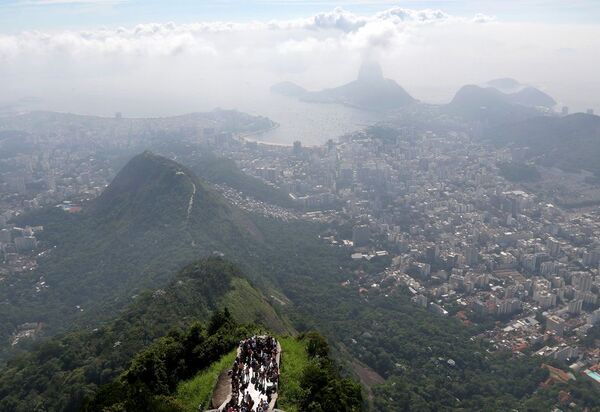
[87,328,362,412]
[0,258,288,411]
[0,152,264,350]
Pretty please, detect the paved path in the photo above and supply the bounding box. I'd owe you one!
[211,369,232,409]
[186,180,196,220]
[214,337,281,412]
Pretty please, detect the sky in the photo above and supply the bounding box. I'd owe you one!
[0,0,599,116]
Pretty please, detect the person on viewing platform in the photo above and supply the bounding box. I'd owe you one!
[224,336,279,412]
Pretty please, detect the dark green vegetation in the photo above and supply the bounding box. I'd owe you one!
[280,332,362,412]
[87,321,359,412]
[584,324,600,348]
[486,113,600,175]
[521,378,600,411]
[498,161,541,182]
[175,349,237,411]
[0,258,287,411]
[172,332,361,412]
[83,308,254,412]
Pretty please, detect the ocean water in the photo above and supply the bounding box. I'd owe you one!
[4,89,384,147]
[233,93,383,146]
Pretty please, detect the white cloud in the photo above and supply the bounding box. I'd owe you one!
[0,6,597,115]
[19,0,124,4]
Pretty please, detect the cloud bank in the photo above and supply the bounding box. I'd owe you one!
[0,6,598,116]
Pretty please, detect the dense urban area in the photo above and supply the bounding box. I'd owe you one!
[3,2,600,411]
[2,106,600,402]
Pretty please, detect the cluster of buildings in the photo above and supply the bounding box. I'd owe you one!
[0,109,269,283]
[2,109,599,390]
[0,148,112,280]
[206,125,600,387]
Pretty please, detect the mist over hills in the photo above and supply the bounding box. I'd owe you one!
[0,109,275,150]
[486,77,523,92]
[272,68,556,121]
[2,3,600,411]
[483,78,556,108]
[508,86,557,108]
[272,61,416,111]
[444,84,550,125]
[270,81,307,98]
[485,112,600,174]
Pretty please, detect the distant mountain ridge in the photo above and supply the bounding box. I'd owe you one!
[483,78,556,108]
[271,61,416,111]
[485,112,600,174]
[486,77,522,92]
[270,81,307,97]
[445,85,540,124]
[508,86,556,108]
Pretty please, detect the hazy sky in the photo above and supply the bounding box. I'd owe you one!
[1,0,599,116]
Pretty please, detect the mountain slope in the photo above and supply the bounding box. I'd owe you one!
[508,86,556,108]
[445,85,542,124]
[485,112,600,173]
[486,77,522,92]
[88,330,362,412]
[270,81,307,97]
[274,62,415,111]
[0,258,290,412]
[1,152,263,349]
[187,151,294,208]
[484,78,556,108]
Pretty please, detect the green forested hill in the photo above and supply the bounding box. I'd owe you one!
[0,258,289,411]
[188,151,293,208]
[1,152,265,348]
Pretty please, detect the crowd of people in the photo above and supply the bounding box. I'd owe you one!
[224,336,279,412]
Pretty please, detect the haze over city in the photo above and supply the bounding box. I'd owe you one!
[1,0,599,120]
[1,1,600,412]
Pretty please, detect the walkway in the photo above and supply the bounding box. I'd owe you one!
[215,336,281,412]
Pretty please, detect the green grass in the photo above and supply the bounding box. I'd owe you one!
[276,336,310,412]
[175,349,237,412]
[175,335,309,412]
[221,277,294,334]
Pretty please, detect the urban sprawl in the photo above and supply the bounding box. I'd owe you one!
[1,114,600,387]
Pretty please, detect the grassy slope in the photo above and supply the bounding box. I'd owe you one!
[175,349,237,412]
[276,336,310,412]
[174,335,310,412]
[222,278,294,335]
[0,259,292,412]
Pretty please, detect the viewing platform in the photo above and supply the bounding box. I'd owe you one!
[207,335,281,412]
